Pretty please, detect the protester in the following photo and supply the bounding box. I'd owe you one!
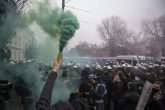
[145,80,165,110]
[36,61,74,110]
[69,82,94,110]
[15,76,34,110]
[109,74,124,110]
[119,82,140,110]
[89,74,107,110]
[2,58,165,110]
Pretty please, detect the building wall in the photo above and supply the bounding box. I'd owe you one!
[7,29,33,61]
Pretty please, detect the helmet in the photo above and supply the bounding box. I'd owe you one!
[113,65,117,68]
[88,74,97,79]
[127,64,133,68]
[73,65,78,68]
[134,66,139,69]
[67,63,72,66]
[153,64,159,67]
[105,63,109,66]
[149,65,154,68]
[122,64,126,67]
[121,60,125,64]
[95,64,101,70]
[107,66,112,70]
[116,65,121,68]
[27,60,32,63]
[141,66,147,70]
[161,64,165,68]
[85,64,90,68]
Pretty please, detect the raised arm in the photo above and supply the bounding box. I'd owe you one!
[36,61,60,110]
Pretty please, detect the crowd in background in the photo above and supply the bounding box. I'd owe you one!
[62,60,165,110]
[0,59,165,110]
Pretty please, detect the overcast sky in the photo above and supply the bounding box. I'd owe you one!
[53,0,165,48]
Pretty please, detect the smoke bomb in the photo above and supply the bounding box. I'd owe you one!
[53,52,63,69]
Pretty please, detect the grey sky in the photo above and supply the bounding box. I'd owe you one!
[53,0,165,48]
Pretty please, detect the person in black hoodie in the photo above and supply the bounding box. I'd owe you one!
[68,82,94,110]
[145,80,165,110]
[110,74,124,110]
[119,82,140,110]
[36,61,74,110]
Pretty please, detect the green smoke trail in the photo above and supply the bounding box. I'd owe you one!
[24,1,79,53]
[23,1,60,38]
[0,1,80,107]
[58,11,79,52]
[36,37,59,64]
[1,0,80,64]
[0,0,19,48]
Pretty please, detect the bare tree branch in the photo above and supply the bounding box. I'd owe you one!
[142,15,165,56]
[97,16,133,55]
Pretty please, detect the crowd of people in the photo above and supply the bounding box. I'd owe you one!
[0,59,165,110]
[58,61,165,110]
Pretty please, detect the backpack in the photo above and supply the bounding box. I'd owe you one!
[95,84,107,99]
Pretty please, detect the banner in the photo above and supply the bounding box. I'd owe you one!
[135,81,153,110]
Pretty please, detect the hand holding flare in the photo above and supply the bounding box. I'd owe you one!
[52,53,63,72]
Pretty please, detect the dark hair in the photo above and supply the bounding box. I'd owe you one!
[154,80,165,91]
[117,70,124,79]
[50,101,74,110]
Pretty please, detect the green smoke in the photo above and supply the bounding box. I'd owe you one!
[24,1,79,53]
[23,1,60,38]
[58,11,79,52]
[36,37,59,64]
[0,0,19,48]
[0,0,79,61]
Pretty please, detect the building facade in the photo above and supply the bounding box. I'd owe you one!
[7,28,35,61]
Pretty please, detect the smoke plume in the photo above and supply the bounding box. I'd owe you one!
[0,1,80,109]
[58,11,79,52]
[24,0,79,52]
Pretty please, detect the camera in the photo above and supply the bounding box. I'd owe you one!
[0,80,13,100]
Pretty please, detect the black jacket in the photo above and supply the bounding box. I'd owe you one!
[145,92,165,110]
[69,95,89,110]
[36,71,74,110]
[119,91,140,110]
[36,71,57,110]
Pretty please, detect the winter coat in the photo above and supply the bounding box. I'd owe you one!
[36,71,74,110]
[119,91,140,110]
[69,94,89,110]
[145,91,165,110]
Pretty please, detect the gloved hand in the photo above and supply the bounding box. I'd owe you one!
[52,60,61,72]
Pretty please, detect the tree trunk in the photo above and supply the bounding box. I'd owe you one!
[161,43,165,56]
[160,37,165,56]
